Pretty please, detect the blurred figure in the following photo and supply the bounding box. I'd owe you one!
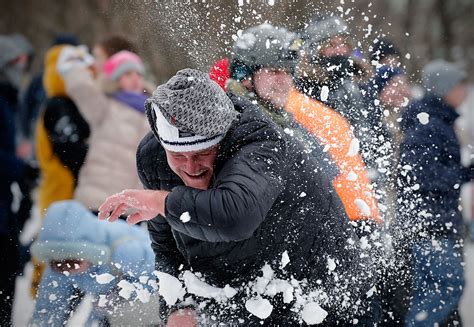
[229,23,381,229]
[20,33,79,159]
[399,60,472,326]
[32,44,90,298]
[364,65,414,326]
[370,37,403,68]
[30,200,157,326]
[209,57,229,91]
[92,35,137,74]
[57,47,150,213]
[0,34,39,324]
[295,14,374,154]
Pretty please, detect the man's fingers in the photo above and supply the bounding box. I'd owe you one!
[107,203,128,222]
[126,212,144,225]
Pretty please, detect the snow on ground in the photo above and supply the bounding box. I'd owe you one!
[12,243,474,326]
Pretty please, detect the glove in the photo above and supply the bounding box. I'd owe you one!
[18,163,39,194]
[57,45,94,77]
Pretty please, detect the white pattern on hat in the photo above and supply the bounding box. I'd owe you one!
[152,103,224,152]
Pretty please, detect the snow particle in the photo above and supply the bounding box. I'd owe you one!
[346,170,358,181]
[299,192,307,198]
[347,138,360,156]
[301,302,328,325]
[95,273,115,284]
[354,199,371,216]
[281,250,290,269]
[180,211,191,223]
[245,297,273,319]
[417,112,430,125]
[320,85,329,102]
[327,257,336,271]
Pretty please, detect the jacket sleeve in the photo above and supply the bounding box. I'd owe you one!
[31,267,76,326]
[42,99,89,177]
[164,139,287,242]
[400,123,469,193]
[63,67,110,128]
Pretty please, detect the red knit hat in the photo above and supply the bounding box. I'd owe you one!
[209,58,230,91]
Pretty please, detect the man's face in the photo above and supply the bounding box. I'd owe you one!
[379,75,412,108]
[318,35,352,57]
[253,67,293,108]
[165,146,219,190]
[445,82,468,109]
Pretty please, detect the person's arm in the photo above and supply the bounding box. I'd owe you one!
[63,66,110,128]
[164,140,287,242]
[99,139,288,243]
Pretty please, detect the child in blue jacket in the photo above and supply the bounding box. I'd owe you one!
[30,200,158,326]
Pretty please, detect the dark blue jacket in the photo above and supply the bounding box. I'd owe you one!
[398,95,470,237]
[0,81,26,235]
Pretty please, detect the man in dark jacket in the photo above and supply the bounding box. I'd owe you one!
[398,60,472,326]
[99,69,376,325]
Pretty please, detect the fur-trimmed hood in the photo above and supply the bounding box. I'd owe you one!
[31,200,153,269]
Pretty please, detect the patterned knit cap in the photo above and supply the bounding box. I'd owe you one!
[145,68,239,152]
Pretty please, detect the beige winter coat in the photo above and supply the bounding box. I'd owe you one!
[64,67,150,210]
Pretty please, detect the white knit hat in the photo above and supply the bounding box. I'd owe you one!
[146,68,239,152]
[151,103,224,152]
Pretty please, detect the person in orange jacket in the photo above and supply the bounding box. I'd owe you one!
[229,23,381,229]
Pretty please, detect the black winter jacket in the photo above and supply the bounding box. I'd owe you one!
[137,95,374,324]
[398,95,470,238]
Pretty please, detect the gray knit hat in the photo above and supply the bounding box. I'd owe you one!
[302,15,349,49]
[422,59,467,98]
[0,35,23,70]
[231,23,298,77]
[145,68,239,152]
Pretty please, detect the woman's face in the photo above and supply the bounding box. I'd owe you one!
[117,70,144,93]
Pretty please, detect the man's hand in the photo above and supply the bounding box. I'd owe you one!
[98,189,169,224]
[166,308,197,327]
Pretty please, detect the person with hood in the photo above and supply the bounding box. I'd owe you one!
[0,35,39,323]
[57,47,150,213]
[33,44,91,298]
[229,23,381,230]
[294,14,374,164]
[98,69,377,325]
[398,60,472,326]
[30,200,157,326]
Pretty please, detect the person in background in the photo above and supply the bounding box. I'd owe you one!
[370,37,403,68]
[99,68,376,325]
[30,200,157,326]
[294,13,374,153]
[32,43,91,298]
[229,23,381,232]
[20,33,79,160]
[399,59,472,326]
[57,47,150,214]
[364,65,413,326]
[92,34,137,75]
[0,34,38,324]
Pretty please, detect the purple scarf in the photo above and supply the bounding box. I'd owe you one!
[112,91,148,114]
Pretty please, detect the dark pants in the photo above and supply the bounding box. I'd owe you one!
[0,234,20,326]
